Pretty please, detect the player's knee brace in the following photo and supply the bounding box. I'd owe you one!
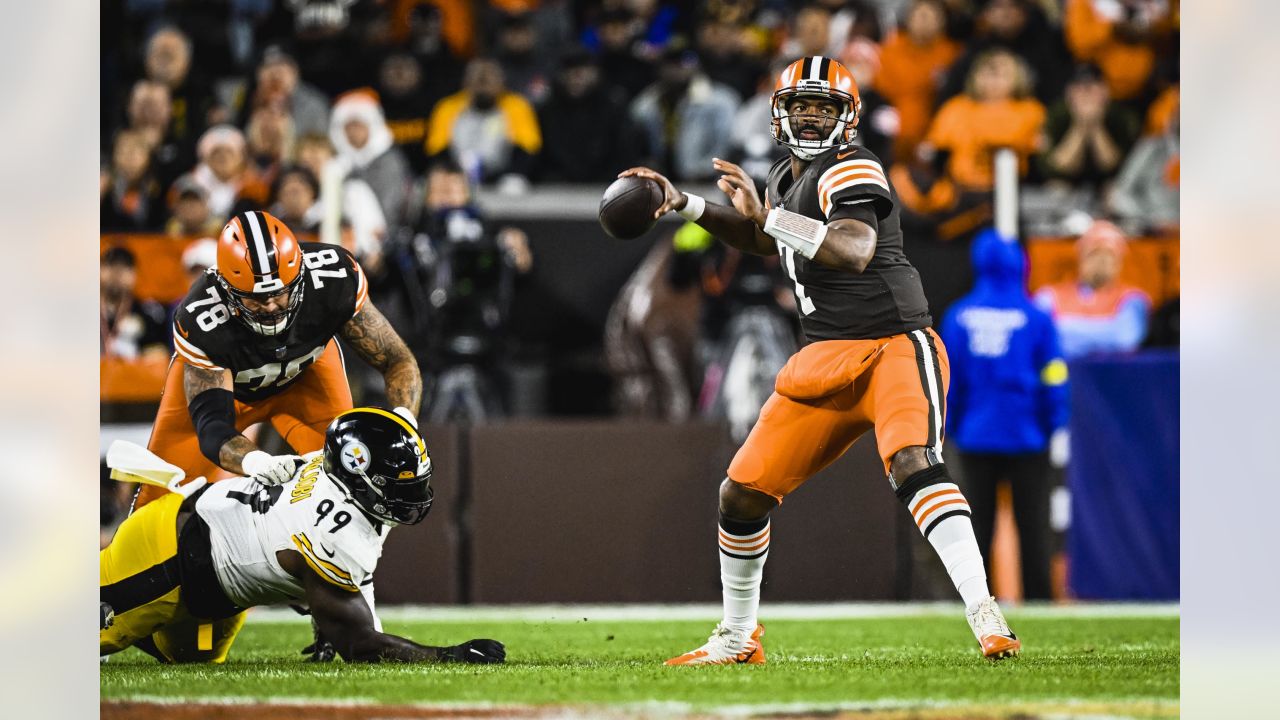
[893,464,973,539]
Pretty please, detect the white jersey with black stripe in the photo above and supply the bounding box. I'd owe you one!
[194,452,385,609]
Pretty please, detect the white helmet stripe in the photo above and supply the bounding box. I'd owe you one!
[244,212,272,276]
[809,56,824,81]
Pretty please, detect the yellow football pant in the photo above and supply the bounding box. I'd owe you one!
[99,492,245,662]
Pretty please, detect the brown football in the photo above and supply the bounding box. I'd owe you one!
[598,176,664,240]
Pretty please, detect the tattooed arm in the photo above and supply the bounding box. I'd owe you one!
[339,302,423,414]
[183,364,260,474]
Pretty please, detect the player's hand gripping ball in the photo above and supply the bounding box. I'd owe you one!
[598,175,664,240]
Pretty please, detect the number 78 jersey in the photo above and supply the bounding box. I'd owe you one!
[172,243,369,402]
[195,452,386,608]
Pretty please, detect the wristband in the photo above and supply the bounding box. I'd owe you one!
[676,193,705,221]
[763,207,828,259]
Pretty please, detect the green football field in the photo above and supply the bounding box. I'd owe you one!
[100,604,1179,719]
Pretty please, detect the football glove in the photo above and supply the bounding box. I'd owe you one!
[442,639,506,664]
[242,450,304,486]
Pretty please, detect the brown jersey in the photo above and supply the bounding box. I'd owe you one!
[764,145,931,341]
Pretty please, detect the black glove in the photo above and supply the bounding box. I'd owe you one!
[442,639,506,664]
[300,617,336,663]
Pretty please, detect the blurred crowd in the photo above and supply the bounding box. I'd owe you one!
[103,0,1179,238]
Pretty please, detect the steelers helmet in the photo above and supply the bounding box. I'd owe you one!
[216,210,306,336]
[322,408,434,526]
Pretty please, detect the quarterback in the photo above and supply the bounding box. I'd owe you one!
[135,209,422,510]
[100,407,505,665]
[621,56,1019,664]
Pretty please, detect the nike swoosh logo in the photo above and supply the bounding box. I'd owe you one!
[175,319,189,338]
[468,648,486,658]
[836,150,856,159]
[318,542,337,558]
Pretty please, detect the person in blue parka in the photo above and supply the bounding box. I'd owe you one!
[939,228,1069,600]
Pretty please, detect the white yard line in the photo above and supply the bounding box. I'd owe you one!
[246,602,1179,624]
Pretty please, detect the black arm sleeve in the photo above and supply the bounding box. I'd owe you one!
[827,199,881,233]
[189,388,239,464]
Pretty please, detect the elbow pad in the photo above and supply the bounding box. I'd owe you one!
[188,388,239,464]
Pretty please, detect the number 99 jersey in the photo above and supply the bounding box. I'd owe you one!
[195,452,386,608]
[171,242,369,402]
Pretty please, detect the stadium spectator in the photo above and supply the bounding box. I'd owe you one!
[820,0,885,51]
[838,38,898,164]
[697,17,762,102]
[1143,83,1178,136]
[939,0,1071,106]
[163,174,222,238]
[142,25,212,149]
[781,4,834,59]
[1034,220,1151,358]
[180,236,217,286]
[592,10,657,99]
[270,165,324,237]
[496,12,553,103]
[330,90,412,231]
[189,124,266,220]
[125,79,192,191]
[877,0,962,158]
[101,129,166,232]
[1064,0,1171,105]
[378,53,436,176]
[1034,63,1141,189]
[729,60,790,185]
[243,46,330,138]
[919,49,1045,192]
[296,132,387,262]
[425,58,542,190]
[244,104,296,190]
[940,228,1068,601]
[1108,102,1178,234]
[396,3,466,110]
[100,246,170,361]
[630,48,739,182]
[537,48,639,183]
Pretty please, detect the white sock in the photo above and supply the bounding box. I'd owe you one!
[898,472,991,610]
[719,517,770,632]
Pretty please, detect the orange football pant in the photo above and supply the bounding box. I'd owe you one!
[727,329,949,501]
[135,339,353,508]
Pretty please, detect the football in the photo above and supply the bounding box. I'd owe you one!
[598,175,664,240]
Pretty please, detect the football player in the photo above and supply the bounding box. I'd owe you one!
[135,209,423,511]
[620,56,1019,664]
[100,407,505,665]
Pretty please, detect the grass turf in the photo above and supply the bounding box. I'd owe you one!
[100,611,1178,714]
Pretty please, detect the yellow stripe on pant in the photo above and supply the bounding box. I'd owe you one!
[99,492,245,662]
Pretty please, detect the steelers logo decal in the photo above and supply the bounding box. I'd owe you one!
[340,440,371,474]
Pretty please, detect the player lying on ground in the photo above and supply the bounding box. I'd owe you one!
[100,407,504,664]
[620,55,1019,665]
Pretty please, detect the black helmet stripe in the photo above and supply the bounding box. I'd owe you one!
[241,211,278,278]
[801,56,814,80]
[818,56,831,82]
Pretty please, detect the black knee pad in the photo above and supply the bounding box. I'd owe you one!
[893,463,952,505]
[718,512,769,537]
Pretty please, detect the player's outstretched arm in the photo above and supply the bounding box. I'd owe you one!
[714,158,878,274]
[616,166,777,256]
[288,550,505,664]
[339,302,423,415]
[183,363,299,481]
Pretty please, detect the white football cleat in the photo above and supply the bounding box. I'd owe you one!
[966,596,1021,660]
[665,623,765,666]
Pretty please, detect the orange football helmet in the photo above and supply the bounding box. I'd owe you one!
[216,210,305,336]
[770,56,862,160]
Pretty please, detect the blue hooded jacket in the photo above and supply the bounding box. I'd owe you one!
[940,229,1069,454]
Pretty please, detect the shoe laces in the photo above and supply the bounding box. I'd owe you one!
[708,623,746,647]
[970,600,1012,637]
